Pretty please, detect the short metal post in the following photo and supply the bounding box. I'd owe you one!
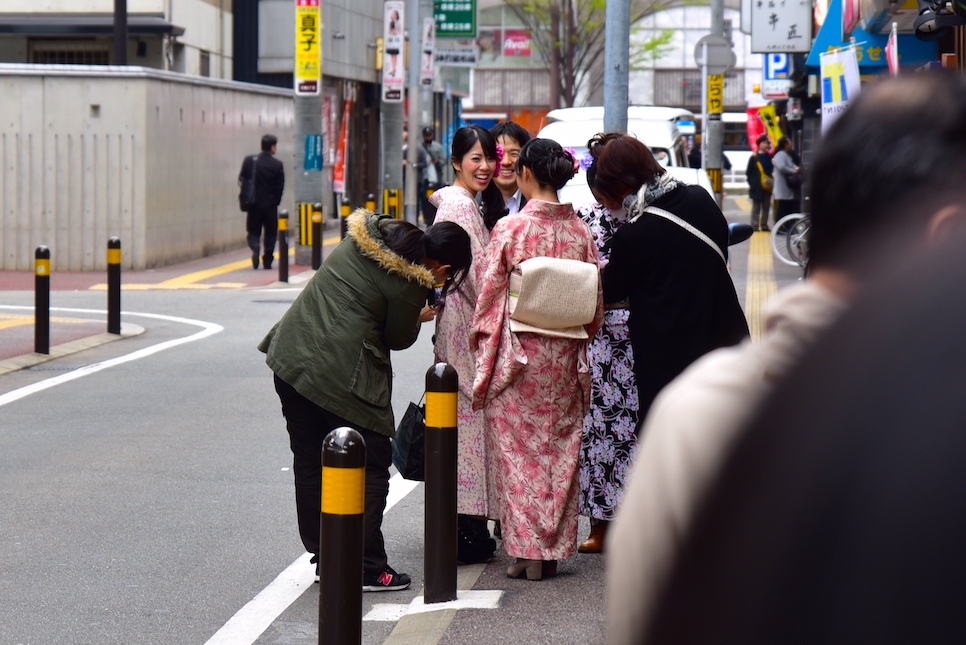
[365,193,376,212]
[278,210,289,283]
[34,246,50,354]
[340,197,351,239]
[311,203,322,270]
[107,237,121,335]
[319,427,367,645]
[424,362,458,603]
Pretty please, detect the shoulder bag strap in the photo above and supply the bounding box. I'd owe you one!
[629,205,726,264]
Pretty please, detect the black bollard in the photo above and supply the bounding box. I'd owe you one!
[278,210,289,283]
[424,362,458,603]
[34,246,50,354]
[107,237,121,335]
[340,196,350,240]
[311,203,322,270]
[319,427,366,645]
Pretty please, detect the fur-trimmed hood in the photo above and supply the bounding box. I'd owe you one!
[346,209,434,288]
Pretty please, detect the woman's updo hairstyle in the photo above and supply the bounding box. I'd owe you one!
[588,132,664,206]
[451,125,508,230]
[515,138,577,192]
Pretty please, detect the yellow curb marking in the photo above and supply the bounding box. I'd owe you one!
[87,235,338,291]
[733,196,752,212]
[0,315,98,330]
[745,231,777,340]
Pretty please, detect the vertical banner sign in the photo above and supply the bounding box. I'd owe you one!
[421,18,436,87]
[304,134,322,171]
[333,98,352,193]
[382,1,405,102]
[295,0,321,95]
[706,74,724,119]
[820,46,860,133]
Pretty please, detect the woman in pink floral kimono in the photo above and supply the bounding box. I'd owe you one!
[471,138,604,581]
[429,125,508,562]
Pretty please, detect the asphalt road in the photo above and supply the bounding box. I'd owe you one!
[0,197,803,645]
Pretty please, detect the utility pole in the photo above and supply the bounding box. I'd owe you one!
[706,0,726,206]
[404,0,421,224]
[113,0,128,65]
[603,0,630,133]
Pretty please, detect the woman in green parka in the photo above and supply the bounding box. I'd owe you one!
[259,210,471,591]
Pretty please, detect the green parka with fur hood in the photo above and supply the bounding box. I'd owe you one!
[258,210,434,436]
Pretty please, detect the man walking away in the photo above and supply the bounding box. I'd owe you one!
[421,127,446,226]
[239,135,285,269]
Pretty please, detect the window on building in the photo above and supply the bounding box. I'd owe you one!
[200,50,211,77]
[29,40,111,65]
[476,6,542,69]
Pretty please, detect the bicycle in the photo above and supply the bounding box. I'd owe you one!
[771,212,810,268]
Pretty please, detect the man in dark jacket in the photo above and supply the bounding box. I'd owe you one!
[746,134,773,231]
[239,135,285,269]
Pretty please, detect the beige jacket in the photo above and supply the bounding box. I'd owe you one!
[607,281,847,645]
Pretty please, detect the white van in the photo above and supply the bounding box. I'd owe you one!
[545,106,697,127]
[536,118,713,208]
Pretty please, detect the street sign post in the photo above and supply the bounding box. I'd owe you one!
[762,53,792,99]
[433,0,476,38]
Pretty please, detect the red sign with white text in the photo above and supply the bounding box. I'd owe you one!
[502,30,531,57]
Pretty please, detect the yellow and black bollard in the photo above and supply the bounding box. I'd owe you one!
[278,210,289,283]
[365,193,376,212]
[107,237,121,335]
[319,427,366,645]
[311,203,322,270]
[34,246,50,354]
[340,197,351,240]
[383,189,401,219]
[424,362,458,603]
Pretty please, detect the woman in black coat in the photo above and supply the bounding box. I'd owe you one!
[590,133,748,421]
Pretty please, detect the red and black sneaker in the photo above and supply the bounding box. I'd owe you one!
[362,566,412,592]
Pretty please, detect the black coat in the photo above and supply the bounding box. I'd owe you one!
[746,151,773,201]
[602,185,749,416]
[239,151,285,211]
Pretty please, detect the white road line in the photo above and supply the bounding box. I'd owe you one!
[203,473,421,645]
[0,307,222,408]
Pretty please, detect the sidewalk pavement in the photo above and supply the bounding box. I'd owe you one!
[0,219,342,372]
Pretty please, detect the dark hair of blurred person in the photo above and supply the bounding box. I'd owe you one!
[808,72,966,277]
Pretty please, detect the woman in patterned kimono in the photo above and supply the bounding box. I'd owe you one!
[429,125,508,562]
[576,160,640,554]
[471,138,604,581]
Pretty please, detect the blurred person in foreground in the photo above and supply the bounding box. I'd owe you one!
[609,72,966,645]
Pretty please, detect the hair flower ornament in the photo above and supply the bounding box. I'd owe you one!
[495,143,504,167]
[578,150,595,172]
[564,147,581,177]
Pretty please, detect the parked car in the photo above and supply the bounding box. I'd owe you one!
[536,118,714,209]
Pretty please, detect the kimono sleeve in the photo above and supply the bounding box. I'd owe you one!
[469,230,514,410]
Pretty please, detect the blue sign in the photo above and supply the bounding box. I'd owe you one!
[303,134,322,171]
[764,53,790,80]
[805,0,936,70]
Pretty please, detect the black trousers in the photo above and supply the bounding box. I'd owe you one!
[247,208,278,264]
[273,375,392,574]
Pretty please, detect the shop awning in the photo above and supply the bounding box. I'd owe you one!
[0,14,185,37]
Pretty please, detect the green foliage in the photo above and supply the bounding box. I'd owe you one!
[630,28,675,71]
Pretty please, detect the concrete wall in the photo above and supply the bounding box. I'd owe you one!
[0,64,293,271]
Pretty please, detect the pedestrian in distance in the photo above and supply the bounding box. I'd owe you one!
[238,134,285,269]
[429,125,507,564]
[574,159,641,556]
[611,72,966,645]
[591,132,748,421]
[489,121,532,215]
[771,136,801,220]
[746,134,774,231]
[471,138,604,581]
[259,211,471,591]
[421,126,446,225]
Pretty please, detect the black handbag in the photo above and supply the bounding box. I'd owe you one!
[392,399,426,481]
